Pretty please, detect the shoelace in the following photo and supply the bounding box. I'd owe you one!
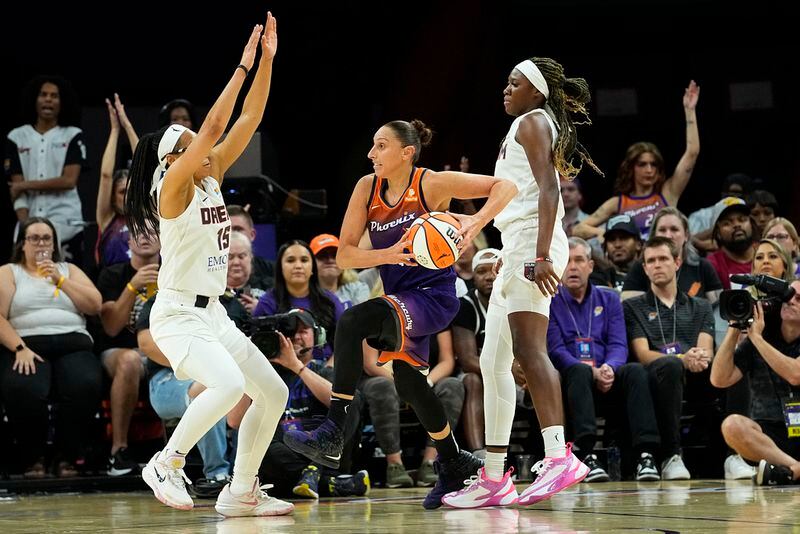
[245,482,275,503]
[461,471,484,488]
[531,458,553,477]
[167,467,192,488]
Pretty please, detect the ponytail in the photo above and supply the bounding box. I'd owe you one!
[126,126,169,238]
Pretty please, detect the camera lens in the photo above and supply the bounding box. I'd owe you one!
[720,290,754,322]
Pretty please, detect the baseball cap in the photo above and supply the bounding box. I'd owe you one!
[605,214,640,240]
[310,234,339,256]
[712,196,749,228]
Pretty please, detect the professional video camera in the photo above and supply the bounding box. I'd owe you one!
[719,274,796,329]
[250,309,327,358]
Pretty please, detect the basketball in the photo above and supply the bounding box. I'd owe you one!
[407,211,463,269]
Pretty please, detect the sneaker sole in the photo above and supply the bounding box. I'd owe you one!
[518,463,590,506]
[108,466,135,477]
[756,460,767,485]
[292,483,320,499]
[283,434,340,469]
[636,474,661,482]
[142,465,193,511]
[215,503,295,517]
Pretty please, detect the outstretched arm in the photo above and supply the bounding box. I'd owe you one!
[114,93,139,151]
[662,80,700,206]
[97,98,120,231]
[159,23,263,219]
[211,12,278,180]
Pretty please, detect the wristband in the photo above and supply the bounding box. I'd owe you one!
[236,64,250,77]
[56,275,65,289]
[297,366,307,376]
[15,343,25,353]
[534,256,553,264]
[127,282,139,295]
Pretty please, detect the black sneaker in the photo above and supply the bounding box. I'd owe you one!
[328,470,371,497]
[284,419,345,469]
[423,450,484,510]
[107,448,139,476]
[635,453,660,482]
[191,476,229,498]
[756,459,795,486]
[583,454,610,482]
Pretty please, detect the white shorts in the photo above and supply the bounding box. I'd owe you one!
[491,224,569,316]
[150,288,257,380]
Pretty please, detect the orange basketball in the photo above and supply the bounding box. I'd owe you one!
[408,211,463,269]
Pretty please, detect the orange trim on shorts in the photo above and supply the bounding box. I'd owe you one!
[380,295,406,353]
[377,350,425,369]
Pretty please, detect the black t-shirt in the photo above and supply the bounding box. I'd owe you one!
[96,262,153,352]
[452,289,487,350]
[622,258,722,299]
[734,335,800,422]
[590,265,627,293]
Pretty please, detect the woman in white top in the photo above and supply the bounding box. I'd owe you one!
[444,57,602,509]
[0,217,102,478]
[124,13,291,517]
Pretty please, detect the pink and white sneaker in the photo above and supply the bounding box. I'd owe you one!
[441,467,519,509]
[518,444,589,506]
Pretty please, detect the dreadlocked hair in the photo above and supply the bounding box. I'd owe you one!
[126,125,170,239]
[530,57,603,179]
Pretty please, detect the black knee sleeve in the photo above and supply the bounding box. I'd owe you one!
[393,361,449,433]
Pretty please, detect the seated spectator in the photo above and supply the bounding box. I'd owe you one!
[452,232,489,298]
[234,309,368,499]
[561,177,588,237]
[310,234,370,307]
[711,280,800,486]
[751,239,794,286]
[549,238,660,482]
[763,218,800,278]
[623,236,715,480]
[97,229,160,476]
[0,217,102,477]
[224,231,270,317]
[451,247,501,453]
[228,204,275,290]
[622,207,722,303]
[96,94,138,268]
[573,81,700,241]
[136,297,235,496]
[590,215,641,292]
[689,173,752,253]
[707,198,756,290]
[747,189,779,237]
[253,240,344,361]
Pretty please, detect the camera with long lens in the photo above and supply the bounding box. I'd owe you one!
[250,309,327,358]
[719,274,796,329]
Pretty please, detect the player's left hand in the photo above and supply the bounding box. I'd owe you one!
[447,211,483,251]
[533,260,560,297]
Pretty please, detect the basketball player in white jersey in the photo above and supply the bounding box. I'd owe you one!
[125,13,292,517]
[443,57,603,509]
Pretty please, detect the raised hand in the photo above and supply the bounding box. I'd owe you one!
[261,11,278,60]
[113,93,134,131]
[683,80,700,110]
[240,23,264,72]
[105,98,119,131]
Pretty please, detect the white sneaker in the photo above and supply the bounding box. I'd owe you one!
[661,454,691,480]
[141,451,193,510]
[725,454,757,480]
[215,478,294,517]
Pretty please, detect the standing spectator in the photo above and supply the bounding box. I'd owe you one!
[227,204,275,290]
[707,198,756,290]
[623,236,715,480]
[96,229,160,475]
[590,215,641,292]
[96,94,138,269]
[310,233,370,307]
[574,81,700,241]
[158,98,198,129]
[0,217,102,477]
[622,207,722,303]
[747,190,779,237]
[689,173,752,252]
[6,75,87,264]
[763,218,800,278]
[560,178,587,237]
[548,238,660,482]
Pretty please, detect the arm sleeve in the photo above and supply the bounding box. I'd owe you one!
[65,132,87,167]
[4,138,22,176]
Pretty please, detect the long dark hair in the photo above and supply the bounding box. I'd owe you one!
[21,75,80,127]
[125,126,170,238]
[615,142,665,196]
[529,57,602,179]
[273,240,336,344]
[12,217,62,264]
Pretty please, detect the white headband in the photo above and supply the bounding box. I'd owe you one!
[514,60,549,99]
[472,248,502,271]
[151,125,190,194]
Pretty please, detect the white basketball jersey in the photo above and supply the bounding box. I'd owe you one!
[157,176,231,296]
[493,108,565,234]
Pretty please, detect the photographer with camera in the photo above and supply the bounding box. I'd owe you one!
[236,309,367,499]
[623,236,715,480]
[712,279,800,486]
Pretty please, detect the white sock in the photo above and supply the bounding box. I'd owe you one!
[541,426,567,458]
[230,474,256,496]
[485,451,506,481]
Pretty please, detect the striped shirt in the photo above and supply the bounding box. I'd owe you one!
[623,290,714,354]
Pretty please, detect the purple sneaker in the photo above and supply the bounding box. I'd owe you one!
[283,418,344,469]
[518,443,589,506]
[442,467,519,509]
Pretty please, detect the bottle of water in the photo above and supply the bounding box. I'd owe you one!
[607,446,621,481]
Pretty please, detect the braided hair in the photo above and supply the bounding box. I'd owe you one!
[125,126,170,239]
[529,57,603,179]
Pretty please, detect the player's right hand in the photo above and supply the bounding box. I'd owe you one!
[239,23,263,71]
[387,228,417,266]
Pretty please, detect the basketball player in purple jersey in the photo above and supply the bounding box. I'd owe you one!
[284,119,516,508]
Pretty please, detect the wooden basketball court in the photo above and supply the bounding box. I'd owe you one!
[2,480,799,532]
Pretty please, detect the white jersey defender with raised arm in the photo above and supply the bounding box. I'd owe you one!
[157,176,232,297]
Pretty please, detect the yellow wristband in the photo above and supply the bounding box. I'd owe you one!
[127,282,138,295]
[56,275,65,289]
[676,353,684,359]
